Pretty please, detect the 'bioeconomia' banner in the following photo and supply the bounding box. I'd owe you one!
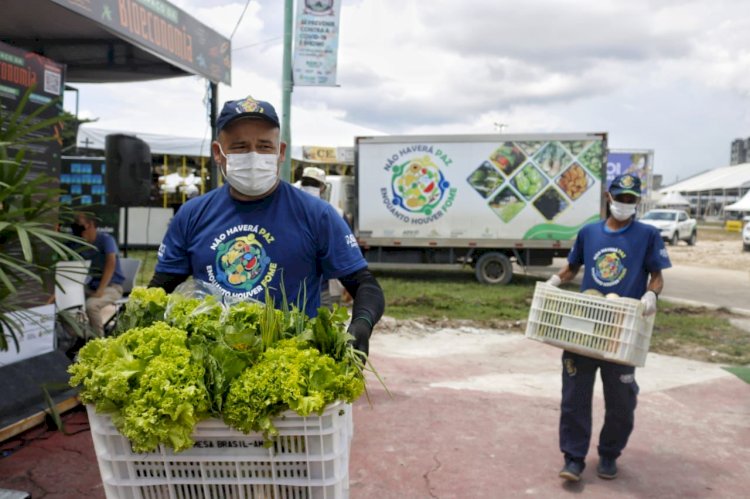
[50,0,231,84]
[293,0,342,86]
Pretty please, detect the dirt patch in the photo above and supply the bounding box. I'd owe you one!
[666,238,750,270]
[375,305,750,366]
[376,315,526,335]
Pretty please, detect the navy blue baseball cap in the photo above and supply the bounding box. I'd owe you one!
[216,96,280,131]
[609,174,641,197]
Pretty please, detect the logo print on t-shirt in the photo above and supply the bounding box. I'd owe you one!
[215,235,270,290]
[592,247,627,287]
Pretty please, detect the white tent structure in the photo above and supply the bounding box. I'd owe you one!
[659,163,750,218]
[661,163,750,193]
[77,115,384,159]
[78,125,312,160]
[724,190,750,212]
[656,191,691,207]
[77,125,210,157]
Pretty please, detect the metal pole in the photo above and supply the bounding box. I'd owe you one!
[209,81,219,190]
[163,155,168,208]
[182,156,187,204]
[123,207,129,258]
[200,157,206,195]
[281,0,294,182]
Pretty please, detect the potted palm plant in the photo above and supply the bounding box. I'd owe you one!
[0,89,85,352]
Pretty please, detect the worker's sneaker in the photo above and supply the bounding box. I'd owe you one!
[597,457,618,479]
[559,459,584,482]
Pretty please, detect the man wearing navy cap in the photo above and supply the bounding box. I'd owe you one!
[546,173,671,482]
[148,96,384,356]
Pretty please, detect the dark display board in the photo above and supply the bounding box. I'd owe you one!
[60,156,107,206]
[0,41,66,308]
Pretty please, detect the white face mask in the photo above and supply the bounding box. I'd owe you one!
[610,200,637,221]
[301,185,320,198]
[218,144,279,197]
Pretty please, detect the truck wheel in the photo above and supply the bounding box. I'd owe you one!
[687,231,697,246]
[475,252,513,285]
[670,232,679,246]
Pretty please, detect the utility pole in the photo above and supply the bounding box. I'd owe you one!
[209,82,219,189]
[494,122,508,134]
[281,0,294,182]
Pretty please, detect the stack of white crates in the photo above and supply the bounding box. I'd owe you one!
[525,282,655,367]
[87,401,353,499]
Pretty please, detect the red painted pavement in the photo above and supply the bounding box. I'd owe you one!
[1,329,748,498]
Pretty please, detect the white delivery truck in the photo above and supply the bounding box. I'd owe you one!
[344,133,608,284]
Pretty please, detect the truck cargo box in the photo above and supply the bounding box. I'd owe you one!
[354,133,607,283]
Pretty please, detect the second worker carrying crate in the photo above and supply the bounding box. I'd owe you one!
[529,173,672,484]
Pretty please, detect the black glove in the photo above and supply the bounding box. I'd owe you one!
[348,317,372,358]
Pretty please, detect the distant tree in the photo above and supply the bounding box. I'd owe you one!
[60,110,97,153]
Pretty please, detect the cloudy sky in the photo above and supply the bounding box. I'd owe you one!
[68,0,750,186]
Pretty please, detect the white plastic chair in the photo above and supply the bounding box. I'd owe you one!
[118,257,142,296]
[54,260,91,312]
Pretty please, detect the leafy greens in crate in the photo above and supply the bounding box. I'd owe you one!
[69,280,382,452]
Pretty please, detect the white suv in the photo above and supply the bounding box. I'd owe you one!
[640,209,698,246]
[743,217,750,252]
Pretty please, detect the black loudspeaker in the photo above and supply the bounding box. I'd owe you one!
[105,134,152,206]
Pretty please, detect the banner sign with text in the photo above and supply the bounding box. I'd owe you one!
[607,150,653,196]
[50,0,231,84]
[293,0,342,86]
[0,40,65,178]
[302,145,354,164]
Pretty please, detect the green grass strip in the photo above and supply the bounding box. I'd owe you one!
[723,366,750,384]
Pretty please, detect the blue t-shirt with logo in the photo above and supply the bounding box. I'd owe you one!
[567,220,672,299]
[155,182,367,316]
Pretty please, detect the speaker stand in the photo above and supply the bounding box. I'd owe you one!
[123,206,129,257]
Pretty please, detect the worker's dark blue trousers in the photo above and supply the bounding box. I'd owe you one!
[559,350,639,463]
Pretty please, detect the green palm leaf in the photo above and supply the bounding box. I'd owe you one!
[0,87,80,351]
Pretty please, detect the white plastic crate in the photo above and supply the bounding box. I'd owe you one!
[87,402,352,499]
[525,282,655,367]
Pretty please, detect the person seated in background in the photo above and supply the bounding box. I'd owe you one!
[70,212,125,335]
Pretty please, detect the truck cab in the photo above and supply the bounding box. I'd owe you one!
[324,175,355,228]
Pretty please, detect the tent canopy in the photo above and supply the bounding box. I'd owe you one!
[78,124,339,162]
[78,125,211,157]
[1,0,230,84]
[724,190,750,212]
[660,163,750,194]
[656,191,691,207]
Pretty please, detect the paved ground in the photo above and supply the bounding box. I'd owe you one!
[349,329,750,498]
[660,265,750,315]
[525,259,750,316]
[1,327,748,498]
[2,248,748,498]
